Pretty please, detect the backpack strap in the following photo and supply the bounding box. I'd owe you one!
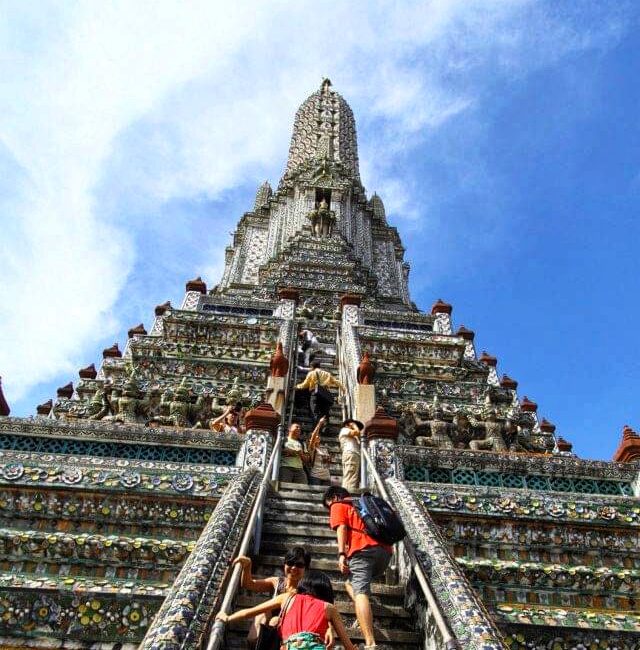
[329,498,368,536]
[276,593,295,632]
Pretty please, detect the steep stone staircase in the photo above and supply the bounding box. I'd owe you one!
[224,329,421,648]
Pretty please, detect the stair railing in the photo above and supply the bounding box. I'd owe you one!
[336,321,359,419]
[206,424,284,650]
[361,443,461,650]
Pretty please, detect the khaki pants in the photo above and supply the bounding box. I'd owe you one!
[342,451,360,492]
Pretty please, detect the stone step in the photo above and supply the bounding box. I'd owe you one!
[267,498,327,514]
[235,593,411,620]
[276,483,328,498]
[260,537,344,558]
[226,619,419,644]
[264,508,329,527]
[224,638,419,650]
[232,573,406,600]
[252,555,398,586]
[263,522,336,540]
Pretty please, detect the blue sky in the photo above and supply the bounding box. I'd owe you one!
[0,1,638,460]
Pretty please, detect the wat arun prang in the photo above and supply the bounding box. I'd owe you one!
[0,79,638,650]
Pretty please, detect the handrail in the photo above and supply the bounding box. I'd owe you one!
[206,424,284,650]
[361,443,460,649]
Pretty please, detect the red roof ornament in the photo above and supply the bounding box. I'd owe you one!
[520,396,538,412]
[36,399,53,415]
[79,364,97,379]
[556,436,573,452]
[363,407,398,441]
[56,382,74,399]
[244,402,281,435]
[500,374,518,389]
[357,352,376,385]
[185,276,207,294]
[456,325,475,341]
[155,301,172,316]
[127,323,147,339]
[0,377,10,416]
[277,288,300,303]
[270,342,289,378]
[539,418,556,433]
[340,293,363,310]
[102,343,122,359]
[479,351,497,367]
[431,298,452,315]
[613,425,640,463]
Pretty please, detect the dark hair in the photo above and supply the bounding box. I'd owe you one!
[296,570,334,604]
[322,486,350,509]
[310,360,321,369]
[283,546,311,569]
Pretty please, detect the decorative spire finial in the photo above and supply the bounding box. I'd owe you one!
[321,78,332,93]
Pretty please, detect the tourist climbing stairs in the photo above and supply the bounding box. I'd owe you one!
[224,325,421,649]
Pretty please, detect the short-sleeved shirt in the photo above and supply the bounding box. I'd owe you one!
[338,426,359,455]
[329,501,392,558]
[281,438,304,469]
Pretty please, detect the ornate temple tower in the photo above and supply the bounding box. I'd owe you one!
[218,79,411,311]
[0,80,637,650]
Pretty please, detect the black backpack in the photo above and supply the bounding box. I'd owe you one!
[344,493,406,546]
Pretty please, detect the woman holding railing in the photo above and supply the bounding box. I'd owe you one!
[216,570,358,650]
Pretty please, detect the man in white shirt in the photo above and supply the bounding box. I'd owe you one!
[338,419,364,492]
[298,329,321,367]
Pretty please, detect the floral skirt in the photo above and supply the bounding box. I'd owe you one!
[281,631,326,649]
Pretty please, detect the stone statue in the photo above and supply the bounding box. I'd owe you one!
[469,409,508,452]
[408,402,454,449]
[452,411,478,449]
[307,198,336,238]
[87,386,114,421]
[112,372,149,424]
[150,379,204,428]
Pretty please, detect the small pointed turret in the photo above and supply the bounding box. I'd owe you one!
[254,181,272,211]
[79,364,97,379]
[185,276,207,294]
[370,194,387,224]
[57,382,74,399]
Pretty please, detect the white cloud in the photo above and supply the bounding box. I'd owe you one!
[0,0,629,404]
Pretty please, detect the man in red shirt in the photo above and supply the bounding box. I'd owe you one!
[323,486,392,650]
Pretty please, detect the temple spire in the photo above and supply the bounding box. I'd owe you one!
[281,79,361,185]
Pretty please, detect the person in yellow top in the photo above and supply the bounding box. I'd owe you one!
[296,360,345,426]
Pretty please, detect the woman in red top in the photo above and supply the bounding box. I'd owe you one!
[216,570,358,650]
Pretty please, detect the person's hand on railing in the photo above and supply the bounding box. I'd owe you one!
[214,611,229,623]
[233,556,251,570]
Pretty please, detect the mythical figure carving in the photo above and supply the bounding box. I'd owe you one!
[111,371,150,424]
[452,411,479,448]
[406,400,454,449]
[469,409,509,452]
[150,379,205,429]
[307,198,336,238]
[87,386,114,420]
